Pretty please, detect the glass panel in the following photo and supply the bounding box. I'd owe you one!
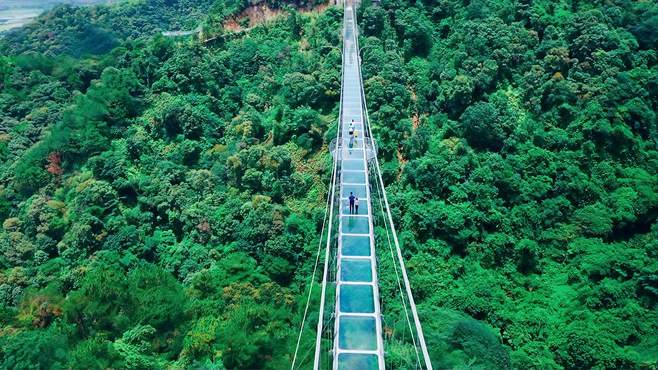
[337,354,379,370]
[339,284,375,313]
[341,149,364,160]
[342,160,365,171]
[342,171,366,184]
[342,184,367,199]
[338,316,378,350]
[341,235,371,256]
[342,216,369,234]
[340,259,372,282]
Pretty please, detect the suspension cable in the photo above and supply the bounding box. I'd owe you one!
[349,2,419,364]
[351,4,433,368]
[313,3,347,367]
[312,122,340,370]
[372,175,421,368]
[291,158,335,369]
[297,312,334,369]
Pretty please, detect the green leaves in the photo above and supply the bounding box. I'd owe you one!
[459,101,508,151]
[0,1,337,369]
[365,0,658,367]
[0,324,70,370]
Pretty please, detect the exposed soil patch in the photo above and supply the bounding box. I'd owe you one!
[223,1,329,32]
[411,113,420,130]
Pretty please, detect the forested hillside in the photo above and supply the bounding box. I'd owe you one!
[0,0,339,368]
[359,0,658,368]
[0,0,214,56]
[2,0,658,368]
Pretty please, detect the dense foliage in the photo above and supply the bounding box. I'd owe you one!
[0,0,341,368]
[359,0,658,368]
[3,0,658,368]
[0,0,215,56]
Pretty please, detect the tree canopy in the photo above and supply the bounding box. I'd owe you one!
[359,0,658,368]
[0,0,340,368]
[1,0,657,368]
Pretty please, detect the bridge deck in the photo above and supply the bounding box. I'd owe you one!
[333,4,385,370]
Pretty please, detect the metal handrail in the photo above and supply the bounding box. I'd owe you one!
[350,4,434,370]
[313,2,347,368]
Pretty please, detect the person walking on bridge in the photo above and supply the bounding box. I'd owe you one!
[354,196,359,214]
[348,122,355,149]
[348,192,355,214]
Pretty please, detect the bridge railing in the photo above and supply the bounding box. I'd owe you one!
[312,2,349,369]
[350,3,434,370]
